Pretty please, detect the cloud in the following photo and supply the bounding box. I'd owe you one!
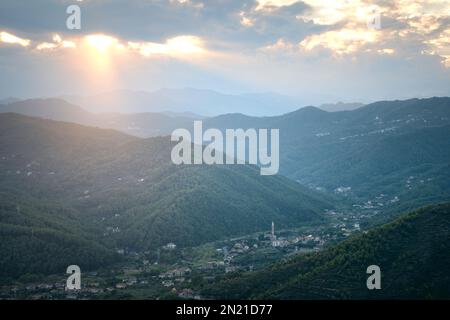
[294,0,381,26]
[424,28,450,67]
[31,31,209,60]
[300,27,379,55]
[36,34,76,51]
[250,0,450,67]
[239,11,255,27]
[0,31,30,47]
[169,0,204,9]
[128,35,207,58]
[0,0,448,100]
[260,38,296,54]
[377,48,395,55]
[255,0,300,11]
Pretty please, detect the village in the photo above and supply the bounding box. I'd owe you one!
[0,207,367,300]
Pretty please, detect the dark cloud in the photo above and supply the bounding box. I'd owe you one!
[0,0,317,48]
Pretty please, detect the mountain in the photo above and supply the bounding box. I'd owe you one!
[61,89,301,116]
[0,98,198,137]
[318,102,364,112]
[0,113,331,279]
[202,203,450,299]
[161,111,205,119]
[6,97,449,221]
[0,193,117,282]
[4,97,449,222]
[0,98,91,123]
[0,97,21,104]
[203,97,450,220]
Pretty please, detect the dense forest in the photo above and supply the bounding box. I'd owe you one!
[0,113,330,280]
[0,193,117,283]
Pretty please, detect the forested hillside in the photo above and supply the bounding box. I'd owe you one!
[204,97,450,219]
[203,203,450,299]
[0,113,331,280]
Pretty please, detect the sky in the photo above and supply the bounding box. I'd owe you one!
[0,0,449,105]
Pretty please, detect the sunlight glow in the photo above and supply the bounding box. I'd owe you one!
[85,34,120,55]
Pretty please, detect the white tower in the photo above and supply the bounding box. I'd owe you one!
[271,221,275,240]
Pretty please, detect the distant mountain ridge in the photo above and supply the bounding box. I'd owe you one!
[0,98,197,138]
[318,101,364,112]
[60,89,302,116]
[203,97,450,220]
[2,96,450,221]
[0,97,450,216]
[0,97,20,105]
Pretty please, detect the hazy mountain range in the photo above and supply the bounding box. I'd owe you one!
[0,98,196,138]
[60,89,303,117]
[202,97,450,222]
[318,101,364,112]
[2,89,364,117]
[1,95,449,299]
[2,96,449,221]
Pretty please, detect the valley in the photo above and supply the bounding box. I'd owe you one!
[0,97,449,300]
[0,113,330,282]
[3,97,449,221]
[3,202,449,300]
[0,210,362,300]
[1,0,449,303]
